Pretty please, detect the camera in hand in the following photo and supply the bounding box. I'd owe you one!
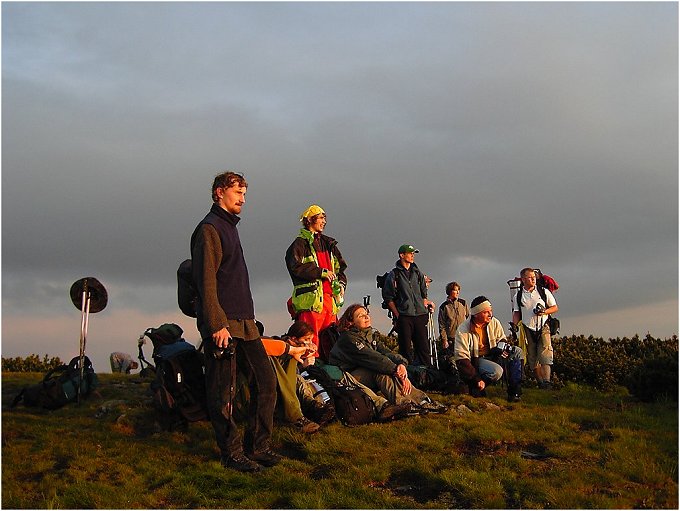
[533,303,545,315]
[496,341,515,354]
[213,342,236,359]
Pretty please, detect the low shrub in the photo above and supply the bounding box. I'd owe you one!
[1,354,63,373]
[627,352,678,402]
[553,335,678,399]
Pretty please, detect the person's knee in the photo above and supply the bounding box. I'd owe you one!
[489,366,503,382]
[480,361,503,382]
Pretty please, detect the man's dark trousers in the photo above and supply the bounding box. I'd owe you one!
[203,337,276,457]
[396,314,431,367]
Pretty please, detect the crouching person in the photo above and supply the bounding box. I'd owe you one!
[329,303,447,414]
[454,296,523,402]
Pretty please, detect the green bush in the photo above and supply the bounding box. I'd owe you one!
[627,352,679,402]
[1,354,63,373]
[553,335,678,398]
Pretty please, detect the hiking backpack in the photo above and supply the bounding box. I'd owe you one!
[376,271,398,310]
[145,323,209,427]
[303,365,374,426]
[177,259,198,318]
[406,364,463,394]
[11,356,98,410]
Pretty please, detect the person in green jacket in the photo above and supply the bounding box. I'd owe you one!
[285,204,347,359]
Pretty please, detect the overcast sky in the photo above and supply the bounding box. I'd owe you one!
[2,2,678,373]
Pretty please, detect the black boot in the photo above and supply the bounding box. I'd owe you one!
[507,384,522,402]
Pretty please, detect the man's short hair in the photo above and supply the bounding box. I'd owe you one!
[520,267,535,278]
[445,281,460,296]
[212,172,247,202]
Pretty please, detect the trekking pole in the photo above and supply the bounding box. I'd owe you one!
[69,277,108,404]
[78,284,91,404]
[427,310,439,369]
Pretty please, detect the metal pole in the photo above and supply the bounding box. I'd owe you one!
[428,311,439,369]
[78,281,90,404]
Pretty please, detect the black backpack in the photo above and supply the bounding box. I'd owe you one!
[303,365,374,426]
[376,271,398,310]
[145,324,209,427]
[11,356,98,410]
[177,259,198,318]
[406,360,461,394]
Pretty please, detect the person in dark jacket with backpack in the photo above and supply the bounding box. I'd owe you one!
[329,303,446,413]
[381,244,436,367]
[512,267,558,389]
[191,171,278,473]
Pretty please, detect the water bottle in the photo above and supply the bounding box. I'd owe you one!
[331,279,344,307]
[300,370,331,403]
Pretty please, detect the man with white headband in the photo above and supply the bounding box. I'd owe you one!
[454,295,523,402]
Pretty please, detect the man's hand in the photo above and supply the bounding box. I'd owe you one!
[322,270,336,281]
[477,380,486,391]
[395,364,412,395]
[425,299,436,311]
[442,339,449,350]
[395,363,408,380]
[212,327,232,348]
[398,376,413,395]
[288,345,308,363]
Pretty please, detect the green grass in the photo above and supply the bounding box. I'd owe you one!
[2,372,677,509]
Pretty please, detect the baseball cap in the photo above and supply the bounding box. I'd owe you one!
[398,244,419,254]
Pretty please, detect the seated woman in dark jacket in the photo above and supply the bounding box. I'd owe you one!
[329,303,447,413]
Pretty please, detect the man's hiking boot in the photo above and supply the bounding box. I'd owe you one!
[309,402,336,425]
[378,402,412,422]
[508,385,522,402]
[538,380,552,390]
[221,453,262,473]
[469,386,487,398]
[294,416,321,434]
[419,401,449,414]
[246,449,282,468]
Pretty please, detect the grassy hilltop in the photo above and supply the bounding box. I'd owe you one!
[2,369,677,509]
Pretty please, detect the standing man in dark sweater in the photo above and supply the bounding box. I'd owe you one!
[191,171,278,473]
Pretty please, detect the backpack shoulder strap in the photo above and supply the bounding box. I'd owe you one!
[43,364,69,382]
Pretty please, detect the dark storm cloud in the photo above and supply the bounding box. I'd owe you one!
[2,2,677,349]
